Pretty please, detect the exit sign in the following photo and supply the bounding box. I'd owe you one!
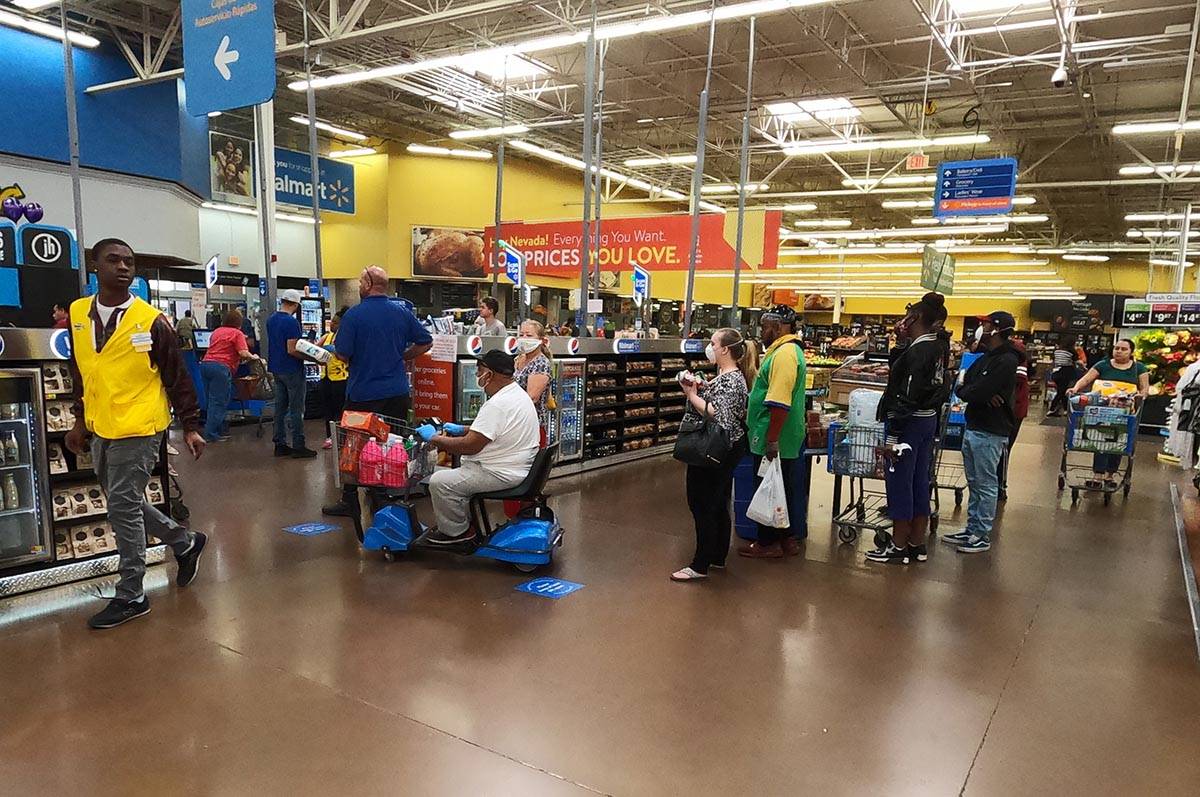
[907,153,929,170]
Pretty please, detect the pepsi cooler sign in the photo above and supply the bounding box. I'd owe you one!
[274,147,356,214]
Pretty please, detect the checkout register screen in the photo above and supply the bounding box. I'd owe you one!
[193,329,212,350]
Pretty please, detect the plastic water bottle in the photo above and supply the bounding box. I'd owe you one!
[382,439,409,488]
[358,438,384,485]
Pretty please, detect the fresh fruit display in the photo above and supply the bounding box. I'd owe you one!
[1133,328,1200,396]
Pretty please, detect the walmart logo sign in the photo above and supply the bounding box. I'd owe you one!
[274,147,355,214]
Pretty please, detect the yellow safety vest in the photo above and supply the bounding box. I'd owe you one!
[70,296,172,439]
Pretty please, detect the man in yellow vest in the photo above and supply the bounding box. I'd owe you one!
[66,238,207,629]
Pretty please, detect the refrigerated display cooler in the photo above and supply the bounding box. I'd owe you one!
[0,329,175,598]
[552,358,585,463]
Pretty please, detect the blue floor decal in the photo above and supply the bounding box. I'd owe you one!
[514,577,585,599]
[283,523,339,536]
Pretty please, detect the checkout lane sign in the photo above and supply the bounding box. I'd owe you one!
[632,264,650,307]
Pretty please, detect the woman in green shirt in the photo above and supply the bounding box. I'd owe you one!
[1066,339,1149,485]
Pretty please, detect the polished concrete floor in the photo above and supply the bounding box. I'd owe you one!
[2,418,1198,795]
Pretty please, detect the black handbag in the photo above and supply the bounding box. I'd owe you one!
[673,398,733,468]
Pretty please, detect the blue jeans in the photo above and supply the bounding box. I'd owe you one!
[200,361,233,442]
[961,429,1008,541]
[272,370,307,449]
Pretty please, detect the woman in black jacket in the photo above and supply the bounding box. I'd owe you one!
[867,292,951,565]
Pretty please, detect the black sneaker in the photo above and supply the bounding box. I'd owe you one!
[422,527,477,546]
[87,596,150,629]
[865,544,909,564]
[175,531,207,587]
[322,501,354,517]
[274,444,293,457]
[997,489,1008,502]
[290,447,318,459]
[907,543,928,562]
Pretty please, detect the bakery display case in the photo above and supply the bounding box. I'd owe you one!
[829,353,890,405]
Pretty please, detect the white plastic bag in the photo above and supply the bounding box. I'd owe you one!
[746,457,790,528]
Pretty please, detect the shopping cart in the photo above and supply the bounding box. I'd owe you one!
[934,401,967,508]
[827,422,891,546]
[1057,400,1141,506]
[334,414,439,541]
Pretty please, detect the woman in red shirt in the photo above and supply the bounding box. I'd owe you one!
[200,309,257,442]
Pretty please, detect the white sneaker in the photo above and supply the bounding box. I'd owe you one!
[671,567,707,581]
[166,443,180,456]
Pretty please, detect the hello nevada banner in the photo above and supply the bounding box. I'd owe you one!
[484,210,782,277]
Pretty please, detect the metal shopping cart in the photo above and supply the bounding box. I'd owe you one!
[1057,400,1141,506]
[934,401,967,509]
[334,414,439,542]
[827,422,892,546]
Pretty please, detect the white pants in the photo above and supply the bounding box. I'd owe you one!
[428,462,523,535]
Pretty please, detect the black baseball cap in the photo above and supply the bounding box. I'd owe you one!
[477,349,515,376]
[977,310,1016,331]
[760,304,798,325]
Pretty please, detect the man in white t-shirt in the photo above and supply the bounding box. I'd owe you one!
[422,350,540,544]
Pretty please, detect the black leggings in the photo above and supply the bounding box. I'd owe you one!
[321,378,347,437]
[684,438,746,572]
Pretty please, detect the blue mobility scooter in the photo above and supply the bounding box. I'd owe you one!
[356,440,563,573]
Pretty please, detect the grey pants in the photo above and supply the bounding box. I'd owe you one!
[92,433,193,601]
[428,462,523,536]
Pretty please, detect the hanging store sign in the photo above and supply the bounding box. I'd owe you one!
[18,224,77,269]
[274,148,355,214]
[1119,295,1200,327]
[920,246,955,294]
[933,157,1018,218]
[181,0,276,115]
[484,211,782,276]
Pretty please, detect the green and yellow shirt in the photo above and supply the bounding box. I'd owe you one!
[747,334,807,458]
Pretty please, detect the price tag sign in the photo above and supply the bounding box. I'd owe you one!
[1119,300,1150,326]
[1151,303,1180,325]
[1179,303,1200,326]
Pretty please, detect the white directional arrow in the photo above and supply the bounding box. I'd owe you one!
[214,35,239,81]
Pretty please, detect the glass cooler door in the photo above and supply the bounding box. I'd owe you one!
[555,358,585,462]
[456,359,485,423]
[0,369,51,568]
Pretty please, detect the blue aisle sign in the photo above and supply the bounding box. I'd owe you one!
[182,0,276,116]
[632,264,650,306]
[204,254,219,289]
[307,278,320,295]
[497,241,525,284]
[934,157,1018,218]
[258,277,267,297]
[515,577,585,599]
[274,148,356,214]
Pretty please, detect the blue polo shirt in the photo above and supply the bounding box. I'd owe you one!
[266,311,303,375]
[337,295,433,401]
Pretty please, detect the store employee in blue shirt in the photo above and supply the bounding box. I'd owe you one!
[323,265,433,517]
[267,289,318,459]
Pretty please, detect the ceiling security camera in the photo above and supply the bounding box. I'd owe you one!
[1051,66,1069,88]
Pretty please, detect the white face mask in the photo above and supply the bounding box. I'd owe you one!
[517,337,541,353]
[475,370,491,390]
[705,343,717,363]
[974,326,985,342]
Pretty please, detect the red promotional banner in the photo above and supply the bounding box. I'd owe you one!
[484,211,782,278]
[410,354,456,421]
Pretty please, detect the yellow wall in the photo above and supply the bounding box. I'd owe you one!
[319,153,390,279]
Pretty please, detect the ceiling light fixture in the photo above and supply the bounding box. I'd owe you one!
[289,115,368,141]
[1125,212,1189,222]
[448,124,530,140]
[782,133,989,157]
[881,195,1036,209]
[623,153,698,167]
[794,219,852,228]
[782,203,818,212]
[1118,163,1198,176]
[797,224,1008,240]
[510,140,693,202]
[1127,229,1200,239]
[700,183,769,195]
[328,147,377,159]
[843,175,936,188]
[1112,119,1200,136]
[1062,253,1110,262]
[290,0,834,91]
[0,9,99,47]
[766,97,861,124]
[406,143,491,160]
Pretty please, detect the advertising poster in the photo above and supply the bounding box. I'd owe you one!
[209,132,254,204]
[410,353,456,420]
[412,226,487,280]
[484,210,782,277]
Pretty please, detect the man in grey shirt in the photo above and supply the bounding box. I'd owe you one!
[473,296,506,336]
